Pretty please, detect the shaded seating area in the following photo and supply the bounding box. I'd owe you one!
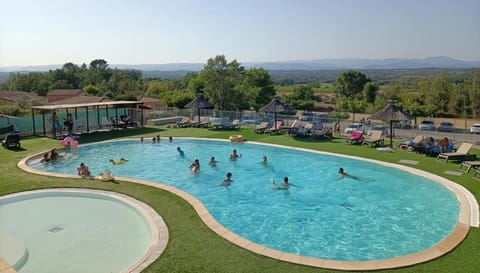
[362,131,384,147]
[437,142,475,163]
[31,101,146,138]
[344,131,364,144]
[2,133,20,149]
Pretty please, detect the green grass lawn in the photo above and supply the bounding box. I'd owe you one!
[1,126,479,273]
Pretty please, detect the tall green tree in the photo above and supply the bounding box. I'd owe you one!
[238,68,276,110]
[334,70,371,120]
[287,85,315,111]
[199,55,244,110]
[334,70,370,98]
[363,82,378,104]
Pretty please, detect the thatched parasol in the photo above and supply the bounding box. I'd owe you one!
[370,103,411,147]
[185,93,213,126]
[260,96,290,134]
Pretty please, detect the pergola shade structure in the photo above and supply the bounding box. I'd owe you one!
[30,101,145,137]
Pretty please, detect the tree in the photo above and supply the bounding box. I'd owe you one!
[363,82,378,104]
[200,55,244,110]
[89,59,108,70]
[334,70,372,120]
[287,85,315,111]
[238,68,276,110]
[334,70,370,98]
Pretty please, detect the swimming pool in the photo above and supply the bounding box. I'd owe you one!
[24,138,466,267]
[0,188,167,273]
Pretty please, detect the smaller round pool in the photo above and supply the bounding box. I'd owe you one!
[0,189,168,273]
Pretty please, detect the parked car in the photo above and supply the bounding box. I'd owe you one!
[437,122,454,132]
[393,120,412,129]
[471,123,480,134]
[418,120,436,131]
[344,123,365,134]
[367,125,389,136]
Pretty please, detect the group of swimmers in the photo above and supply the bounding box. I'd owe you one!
[40,148,63,163]
[140,135,174,143]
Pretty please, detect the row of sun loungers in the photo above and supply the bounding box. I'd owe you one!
[177,116,241,129]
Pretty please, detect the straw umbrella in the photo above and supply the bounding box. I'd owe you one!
[260,96,290,134]
[369,102,411,147]
[185,93,213,126]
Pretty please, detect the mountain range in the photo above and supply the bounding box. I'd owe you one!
[1,56,479,72]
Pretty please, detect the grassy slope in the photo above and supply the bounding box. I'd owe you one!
[1,127,479,273]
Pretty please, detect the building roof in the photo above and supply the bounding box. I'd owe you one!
[48,95,111,105]
[47,89,83,96]
[32,101,144,111]
[137,95,162,103]
[0,90,47,104]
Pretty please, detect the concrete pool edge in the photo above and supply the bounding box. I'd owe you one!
[0,188,168,273]
[16,138,477,271]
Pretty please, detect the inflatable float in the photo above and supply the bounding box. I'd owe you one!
[60,137,79,148]
[229,135,244,142]
[110,158,128,165]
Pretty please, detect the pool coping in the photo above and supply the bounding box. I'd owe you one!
[0,188,168,273]
[16,137,478,271]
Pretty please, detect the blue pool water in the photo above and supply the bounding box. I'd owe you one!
[28,139,460,261]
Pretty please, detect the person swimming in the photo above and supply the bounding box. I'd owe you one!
[271,176,290,190]
[338,167,360,180]
[230,149,241,160]
[190,159,200,174]
[208,156,219,166]
[77,162,91,177]
[217,172,233,187]
[260,155,268,165]
[177,147,185,157]
[109,158,128,165]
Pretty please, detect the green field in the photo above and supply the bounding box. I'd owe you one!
[1,126,479,273]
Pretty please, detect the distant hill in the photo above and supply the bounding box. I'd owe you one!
[1,56,479,73]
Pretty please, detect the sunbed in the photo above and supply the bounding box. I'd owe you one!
[459,161,480,173]
[266,121,283,134]
[295,123,313,137]
[436,142,474,163]
[344,131,364,145]
[254,122,269,133]
[362,131,384,147]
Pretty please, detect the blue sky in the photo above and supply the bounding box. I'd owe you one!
[0,0,479,66]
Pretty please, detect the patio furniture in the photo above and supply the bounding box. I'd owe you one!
[344,131,364,145]
[437,143,474,163]
[362,131,384,147]
[254,122,269,133]
[459,161,480,173]
[1,133,20,149]
[266,121,283,134]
